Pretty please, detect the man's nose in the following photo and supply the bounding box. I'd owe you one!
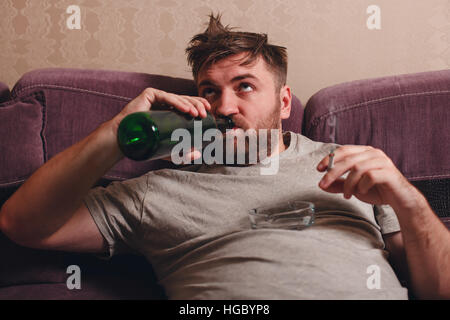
[213,90,239,118]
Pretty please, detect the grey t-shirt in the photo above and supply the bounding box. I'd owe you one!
[84,132,408,299]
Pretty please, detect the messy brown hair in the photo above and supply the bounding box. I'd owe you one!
[186,13,288,91]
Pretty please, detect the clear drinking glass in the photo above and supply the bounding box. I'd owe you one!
[248,200,315,230]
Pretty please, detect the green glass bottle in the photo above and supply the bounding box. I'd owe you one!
[117,109,234,161]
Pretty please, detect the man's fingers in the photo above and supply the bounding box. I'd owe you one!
[183,96,210,118]
[167,95,199,117]
[184,149,202,163]
[145,89,191,114]
[317,145,372,171]
[129,88,212,119]
[318,144,414,207]
[342,157,385,199]
[320,177,346,194]
[317,149,335,171]
[319,148,379,189]
[357,168,386,195]
[342,169,362,199]
[147,88,211,118]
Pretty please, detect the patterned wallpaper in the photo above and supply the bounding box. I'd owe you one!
[1,0,449,104]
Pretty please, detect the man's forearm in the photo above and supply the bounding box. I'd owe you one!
[391,191,450,299]
[0,120,123,243]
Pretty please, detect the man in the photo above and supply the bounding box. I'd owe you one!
[0,14,449,299]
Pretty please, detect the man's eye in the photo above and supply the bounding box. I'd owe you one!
[239,83,253,92]
[202,88,216,98]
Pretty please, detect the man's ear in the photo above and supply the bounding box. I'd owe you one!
[279,85,292,120]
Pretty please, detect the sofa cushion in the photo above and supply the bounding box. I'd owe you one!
[0,232,66,287]
[0,228,165,298]
[0,92,46,189]
[0,244,165,299]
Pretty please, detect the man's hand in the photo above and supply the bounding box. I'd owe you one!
[111,88,211,132]
[316,145,420,210]
[111,88,210,163]
[317,145,450,299]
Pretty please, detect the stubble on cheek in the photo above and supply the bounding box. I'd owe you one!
[221,99,282,164]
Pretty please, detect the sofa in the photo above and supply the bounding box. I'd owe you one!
[0,68,449,299]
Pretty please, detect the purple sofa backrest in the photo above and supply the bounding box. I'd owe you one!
[5,68,303,186]
[303,69,450,225]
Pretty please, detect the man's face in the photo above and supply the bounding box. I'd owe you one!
[197,52,288,132]
[196,53,291,161]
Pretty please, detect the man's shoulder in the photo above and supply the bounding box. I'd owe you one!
[141,164,203,181]
[285,131,340,158]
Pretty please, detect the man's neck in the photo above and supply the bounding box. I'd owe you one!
[269,130,290,158]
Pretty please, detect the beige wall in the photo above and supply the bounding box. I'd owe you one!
[1,0,449,104]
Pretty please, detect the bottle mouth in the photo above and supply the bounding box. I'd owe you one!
[215,116,235,132]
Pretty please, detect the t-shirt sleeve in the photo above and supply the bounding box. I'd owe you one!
[373,204,401,235]
[83,175,149,258]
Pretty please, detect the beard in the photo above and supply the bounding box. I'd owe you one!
[220,100,282,166]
